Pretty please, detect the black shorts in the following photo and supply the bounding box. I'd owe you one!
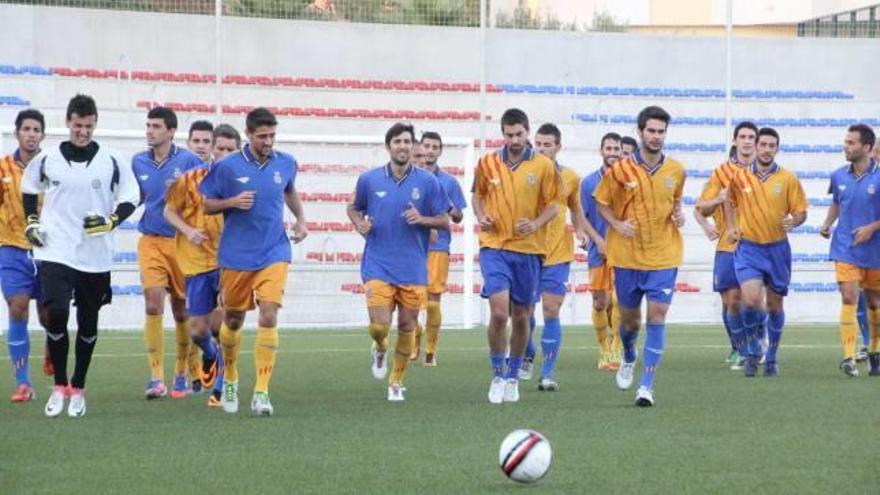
[38,261,112,310]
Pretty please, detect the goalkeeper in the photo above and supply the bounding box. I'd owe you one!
[21,94,139,418]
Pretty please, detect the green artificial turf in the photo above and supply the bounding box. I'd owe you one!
[1,325,877,494]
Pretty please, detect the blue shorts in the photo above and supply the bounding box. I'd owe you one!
[479,248,541,306]
[0,246,41,300]
[713,251,739,293]
[185,269,220,317]
[537,263,570,300]
[734,239,791,297]
[613,267,678,308]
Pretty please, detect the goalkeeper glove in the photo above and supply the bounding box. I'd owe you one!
[24,214,45,247]
[83,213,120,236]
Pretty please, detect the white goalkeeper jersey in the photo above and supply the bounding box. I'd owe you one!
[22,142,138,273]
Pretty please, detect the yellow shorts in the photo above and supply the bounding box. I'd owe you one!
[835,261,880,291]
[427,251,450,295]
[365,280,426,311]
[220,262,289,312]
[589,264,614,293]
[138,235,185,300]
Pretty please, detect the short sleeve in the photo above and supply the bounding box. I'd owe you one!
[165,174,187,211]
[448,178,467,211]
[593,170,618,207]
[114,152,140,205]
[675,167,686,201]
[21,153,47,195]
[700,168,723,203]
[565,173,581,213]
[829,174,838,204]
[199,163,227,200]
[285,156,297,193]
[428,176,448,217]
[788,175,808,214]
[473,156,489,198]
[540,162,562,208]
[352,174,368,212]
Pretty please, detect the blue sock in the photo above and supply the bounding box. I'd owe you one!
[540,318,562,379]
[857,293,869,347]
[620,326,638,363]
[213,354,224,395]
[525,315,537,361]
[506,356,523,380]
[192,333,217,362]
[639,323,665,389]
[766,311,784,363]
[721,309,736,351]
[726,311,745,354]
[490,352,506,378]
[742,307,761,358]
[7,319,30,386]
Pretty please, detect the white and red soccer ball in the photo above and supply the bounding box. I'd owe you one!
[498,429,552,483]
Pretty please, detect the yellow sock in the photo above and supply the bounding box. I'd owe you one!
[187,338,201,383]
[840,304,858,360]
[592,307,610,354]
[389,330,414,385]
[609,303,621,352]
[426,300,441,354]
[174,321,190,375]
[369,322,391,352]
[870,308,880,353]
[219,324,242,382]
[144,314,165,380]
[254,326,279,394]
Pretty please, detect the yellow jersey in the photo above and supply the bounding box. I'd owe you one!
[0,152,30,250]
[699,159,746,253]
[593,152,685,270]
[729,163,807,244]
[542,165,581,266]
[164,166,223,276]
[473,146,561,254]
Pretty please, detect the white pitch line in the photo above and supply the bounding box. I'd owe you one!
[0,343,843,361]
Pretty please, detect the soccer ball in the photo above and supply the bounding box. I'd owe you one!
[498,429,552,483]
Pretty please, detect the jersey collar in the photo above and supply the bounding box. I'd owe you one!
[12,149,23,167]
[241,144,276,169]
[750,161,779,182]
[633,149,665,175]
[500,144,535,171]
[149,143,179,168]
[385,162,414,185]
[848,158,877,180]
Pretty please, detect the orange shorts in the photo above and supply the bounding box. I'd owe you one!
[220,262,289,312]
[427,251,450,295]
[138,235,185,300]
[835,261,880,291]
[365,280,426,311]
[589,264,614,293]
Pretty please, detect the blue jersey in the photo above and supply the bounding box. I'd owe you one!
[580,167,609,268]
[353,164,448,285]
[828,159,880,268]
[199,144,298,271]
[132,144,202,237]
[429,167,467,253]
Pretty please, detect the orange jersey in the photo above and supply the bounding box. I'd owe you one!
[473,147,561,254]
[543,165,581,266]
[164,166,223,276]
[593,153,686,270]
[728,163,807,244]
[699,159,747,253]
[0,153,30,250]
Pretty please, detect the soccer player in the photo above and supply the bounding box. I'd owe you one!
[473,108,561,404]
[188,120,214,163]
[413,131,466,367]
[725,127,807,378]
[164,124,242,408]
[820,124,880,376]
[594,106,686,407]
[527,123,597,391]
[580,132,621,371]
[348,123,449,401]
[23,94,139,417]
[620,136,637,160]
[1,109,49,402]
[201,107,307,415]
[212,124,241,161]
[695,122,758,369]
[133,107,203,400]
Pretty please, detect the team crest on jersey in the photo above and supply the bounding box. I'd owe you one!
[773,183,783,195]
[664,177,675,190]
[273,171,282,184]
[91,179,102,190]
[412,187,421,200]
[743,186,752,194]
[1,177,11,183]
[173,168,182,178]
[869,184,876,195]
[527,173,536,186]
